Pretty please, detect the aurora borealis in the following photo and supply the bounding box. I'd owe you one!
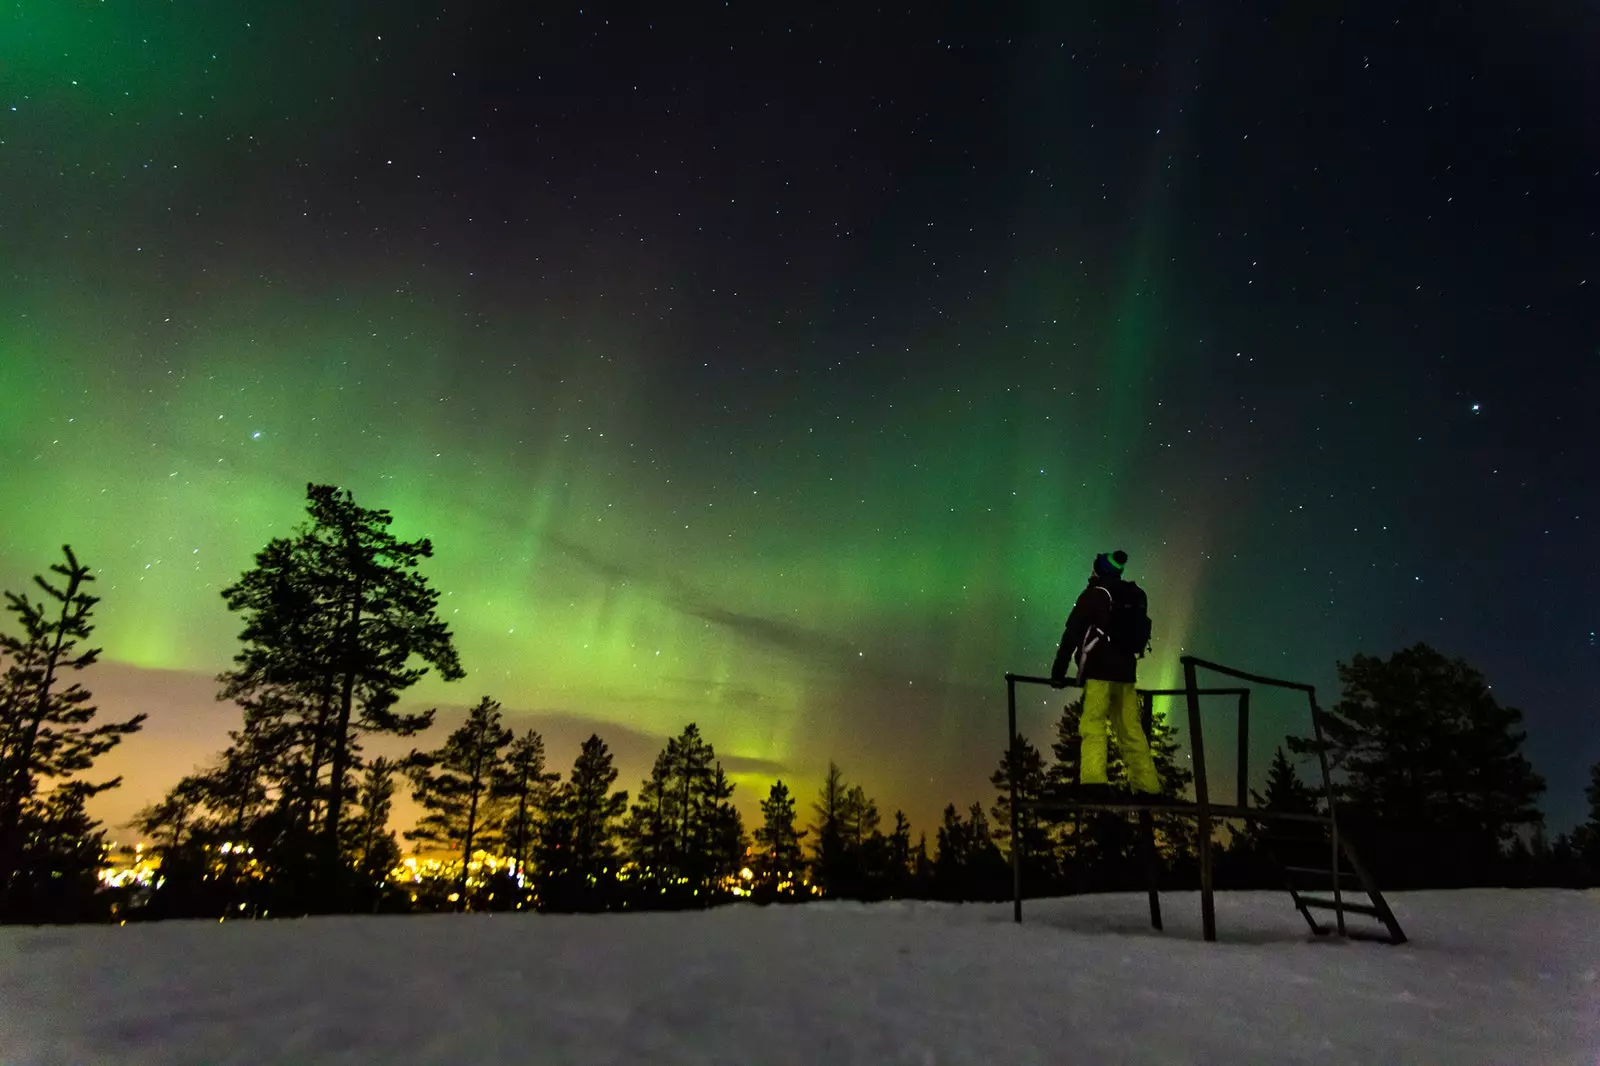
[2,5,1596,836]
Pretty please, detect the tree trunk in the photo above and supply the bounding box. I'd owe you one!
[461,744,484,912]
[322,578,364,904]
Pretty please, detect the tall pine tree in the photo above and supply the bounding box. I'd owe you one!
[219,484,464,901]
[0,546,144,920]
[407,696,512,909]
[809,761,849,895]
[492,729,559,884]
[539,734,628,909]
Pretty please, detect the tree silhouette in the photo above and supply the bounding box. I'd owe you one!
[350,757,401,906]
[753,780,805,896]
[1578,760,1600,884]
[990,736,1056,893]
[933,803,969,900]
[219,484,464,902]
[539,734,628,909]
[1290,644,1546,886]
[808,761,849,895]
[0,546,144,920]
[1253,746,1320,814]
[623,723,725,899]
[492,729,559,892]
[885,810,913,897]
[704,764,746,886]
[407,697,512,909]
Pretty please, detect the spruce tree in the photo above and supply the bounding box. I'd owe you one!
[351,757,401,905]
[990,736,1056,892]
[809,761,849,895]
[913,831,935,896]
[933,803,969,900]
[540,734,628,908]
[219,484,464,899]
[1253,747,1320,814]
[407,697,512,909]
[886,810,913,896]
[0,546,144,920]
[753,780,805,895]
[704,763,746,885]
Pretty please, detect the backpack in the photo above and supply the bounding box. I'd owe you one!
[1104,580,1152,658]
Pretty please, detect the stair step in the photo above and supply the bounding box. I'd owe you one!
[1298,896,1384,919]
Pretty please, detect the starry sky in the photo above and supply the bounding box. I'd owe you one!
[2,4,1596,840]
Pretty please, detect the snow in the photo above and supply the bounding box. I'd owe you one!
[1,890,1595,1065]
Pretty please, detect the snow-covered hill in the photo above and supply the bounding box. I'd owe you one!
[0,890,1594,1065]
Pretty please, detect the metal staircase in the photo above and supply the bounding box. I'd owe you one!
[1004,655,1410,945]
[1258,817,1406,944]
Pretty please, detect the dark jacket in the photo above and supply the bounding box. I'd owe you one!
[1050,577,1138,684]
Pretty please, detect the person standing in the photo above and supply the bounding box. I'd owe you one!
[1049,550,1161,796]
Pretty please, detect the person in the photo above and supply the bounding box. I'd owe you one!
[1049,550,1161,796]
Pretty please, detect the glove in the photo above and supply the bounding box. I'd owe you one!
[1049,674,1069,689]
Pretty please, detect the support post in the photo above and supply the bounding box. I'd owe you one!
[1307,692,1346,936]
[1183,657,1217,942]
[1007,673,1022,924]
[1138,806,1163,931]
[1236,689,1251,809]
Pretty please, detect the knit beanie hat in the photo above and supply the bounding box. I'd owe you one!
[1093,550,1129,579]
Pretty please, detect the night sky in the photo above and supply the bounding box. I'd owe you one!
[2,4,1596,839]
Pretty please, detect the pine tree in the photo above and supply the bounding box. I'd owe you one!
[933,804,969,900]
[704,763,745,885]
[492,729,558,884]
[623,724,722,897]
[990,736,1056,892]
[540,734,628,908]
[1290,644,1546,886]
[0,546,144,919]
[886,810,913,896]
[9,782,109,922]
[753,780,805,895]
[219,484,464,900]
[809,761,849,895]
[351,757,401,906]
[840,784,880,850]
[1253,747,1320,814]
[912,832,934,895]
[665,723,716,883]
[1220,746,1322,888]
[967,801,1008,900]
[1578,760,1600,884]
[407,697,512,909]
[623,749,676,884]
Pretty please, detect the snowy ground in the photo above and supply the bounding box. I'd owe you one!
[0,890,1595,1065]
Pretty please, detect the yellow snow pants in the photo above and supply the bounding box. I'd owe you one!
[1080,679,1161,794]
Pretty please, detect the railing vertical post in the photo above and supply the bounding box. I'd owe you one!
[1007,673,1022,924]
[1236,689,1251,809]
[1307,692,1346,936]
[1182,656,1217,942]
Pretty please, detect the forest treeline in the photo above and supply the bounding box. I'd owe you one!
[1,483,1597,924]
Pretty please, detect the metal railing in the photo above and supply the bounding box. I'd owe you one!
[1004,655,1343,942]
